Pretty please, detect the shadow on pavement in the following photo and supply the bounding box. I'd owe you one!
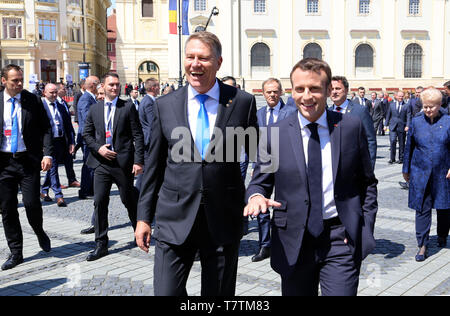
[372,239,406,259]
[0,278,67,296]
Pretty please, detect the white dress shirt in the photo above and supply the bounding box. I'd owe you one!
[104,97,118,134]
[298,110,338,220]
[265,102,282,125]
[332,99,350,114]
[44,98,64,138]
[187,80,220,142]
[1,91,27,153]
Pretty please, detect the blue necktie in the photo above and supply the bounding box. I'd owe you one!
[106,102,113,149]
[50,103,63,137]
[306,123,324,238]
[10,97,18,154]
[195,94,210,160]
[268,108,274,125]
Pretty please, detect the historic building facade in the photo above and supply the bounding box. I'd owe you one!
[0,0,111,88]
[116,0,450,93]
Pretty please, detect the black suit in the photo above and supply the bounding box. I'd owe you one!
[83,98,144,245]
[0,90,53,256]
[246,110,378,295]
[385,101,408,162]
[137,81,258,296]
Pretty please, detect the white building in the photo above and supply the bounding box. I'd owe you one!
[116,0,450,94]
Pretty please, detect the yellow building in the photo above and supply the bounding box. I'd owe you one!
[0,0,111,89]
[115,0,169,86]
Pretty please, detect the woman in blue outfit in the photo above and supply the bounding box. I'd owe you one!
[402,88,450,262]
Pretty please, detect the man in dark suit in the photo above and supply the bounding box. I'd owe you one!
[356,87,371,110]
[83,72,144,261]
[406,86,424,128]
[385,91,408,164]
[330,76,377,168]
[372,92,386,135]
[56,83,80,189]
[251,78,296,263]
[0,64,53,270]
[127,88,140,111]
[77,76,99,199]
[245,58,378,296]
[40,83,75,207]
[135,78,159,191]
[135,32,258,296]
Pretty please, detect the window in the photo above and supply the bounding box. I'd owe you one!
[70,26,81,43]
[307,0,319,14]
[355,44,373,68]
[139,61,158,74]
[3,59,24,68]
[142,0,154,18]
[303,43,322,60]
[69,0,81,6]
[409,0,420,15]
[251,43,270,67]
[359,0,370,14]
[39,19,56,41]
[404,43,422,78]
[2,18,23,39]
[37,0,56,3]
[254,0,266,13]
[194,0,207,11]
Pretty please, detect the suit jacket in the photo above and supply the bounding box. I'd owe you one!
[137,80,258,246]
[356,96,371,111]
[0,90,53,166]
[82,98,144,171]
[126,98,140,110]
[138,94,155,148]
[246,109,378,275]
[406,97,422,128]
[402,113,449,211]
[73,90,84,123]
[77,91,96,136]
[42,99,75,146]
[371,99,385,122]
[385,101,408,132]
[330,100,377,168]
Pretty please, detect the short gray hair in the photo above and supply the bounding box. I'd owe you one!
[420,88,442,105]
[185,31,222,59]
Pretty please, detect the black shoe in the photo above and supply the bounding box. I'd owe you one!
[388,160,395,164]
[80,226,95,234]
[398,181,409,190]
[1,254,24,271]
[397,160,403,164]
[251,247,271,262]
[415,246,428,262]
[40,193,52,202]
[86,244,108,262]
[437,237,447,248]
[37,232,51,252]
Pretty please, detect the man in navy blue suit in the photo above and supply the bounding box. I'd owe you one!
[245,58,378,296]
[77,76,99,199]
[251,78,296,263]
[385,91,408,164]
[330,76,377,168]
[40,84,75,207]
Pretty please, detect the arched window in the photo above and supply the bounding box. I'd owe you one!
[251,43,270,78]
[138,61,160,83]
[142,0,154,18]
[355,44,373,68]
[404,43,422,78]
[303,43,322,60]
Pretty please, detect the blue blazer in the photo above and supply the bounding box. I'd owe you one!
[138,94,155,148]
[402,113,450,211]
[385,101,408,132]
[76,91,97,136]
[246,110,378,275]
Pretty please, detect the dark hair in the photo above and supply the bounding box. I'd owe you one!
[262,78,283,92]
[101,72,119,83]
[443,81,450,88]
[186,31,222,59]
[358,86,365,91]
[1,64,23,80]
[145,77,159,91]
[331,76,349,90]
[290,58,332,87]
[222,76,237,87]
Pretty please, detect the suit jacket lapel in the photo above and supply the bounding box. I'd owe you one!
[0,92,4,134]
[20,91,30,135]
[326,110,341,184]
[97,100,106,142]
[287,113,308,186]
[213,81,237,132]
[113,99,123,137]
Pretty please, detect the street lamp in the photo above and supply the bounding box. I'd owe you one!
[194,6,219,32]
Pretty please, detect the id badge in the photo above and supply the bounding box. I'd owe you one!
[4,129,12,137]
[105,131,112,138]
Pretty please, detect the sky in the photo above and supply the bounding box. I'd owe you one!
[107,0,116,16]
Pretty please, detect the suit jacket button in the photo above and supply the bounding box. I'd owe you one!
[304,200,309,206]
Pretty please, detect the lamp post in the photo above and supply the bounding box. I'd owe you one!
[194,6,219,32]
[177,0,183,88]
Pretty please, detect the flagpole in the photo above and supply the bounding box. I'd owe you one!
[178,0,183,88]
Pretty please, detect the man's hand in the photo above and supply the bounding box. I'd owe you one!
[41,157,52,171]
[403,173,410,182]
[405,127,409,132]
[98,144,117,161]
[69,144,75,155]
[135,221,152,253]
[244,195,281,217]
[132,163,143,176]
[447,169,450,179]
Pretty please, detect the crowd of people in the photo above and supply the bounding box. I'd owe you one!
[0,31,448,296]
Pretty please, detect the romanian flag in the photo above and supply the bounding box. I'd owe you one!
[169,0,177,35]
